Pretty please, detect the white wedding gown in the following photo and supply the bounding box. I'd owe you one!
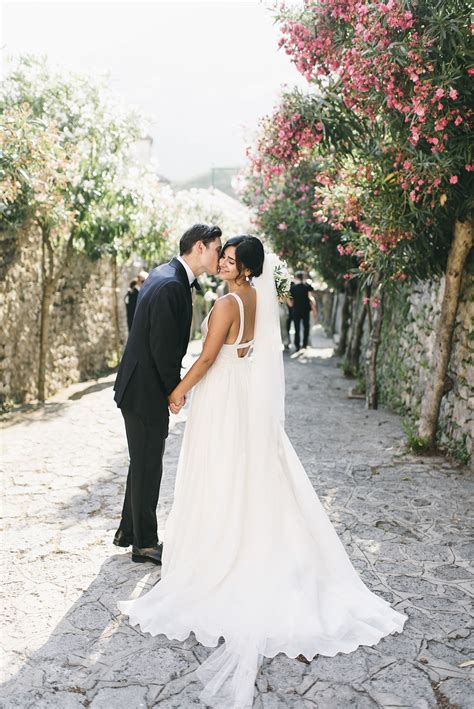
[118,291,407,708]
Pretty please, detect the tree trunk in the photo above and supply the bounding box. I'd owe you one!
[111,255,122,358]
[38,228,56,402]
[349,296,367,372]
[336,283,351,356]
[37,229,74,402]
[345,292,357,359]
[418,217,473,446]
[330,292,338,335]
[365,287,384,409]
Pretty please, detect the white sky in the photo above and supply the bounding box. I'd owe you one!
[1,0,307,181]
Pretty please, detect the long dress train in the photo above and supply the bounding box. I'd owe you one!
[118,291,407,708]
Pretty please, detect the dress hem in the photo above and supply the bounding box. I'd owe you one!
[117,601,408,661]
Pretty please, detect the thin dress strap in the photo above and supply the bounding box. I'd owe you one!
[229,292,245,345]
[229,292,254,349]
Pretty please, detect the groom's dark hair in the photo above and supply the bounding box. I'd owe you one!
[179,224,222,255]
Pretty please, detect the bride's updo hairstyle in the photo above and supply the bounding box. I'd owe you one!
[221,235,264,281]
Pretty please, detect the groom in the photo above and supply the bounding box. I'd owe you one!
[113,224,222,564]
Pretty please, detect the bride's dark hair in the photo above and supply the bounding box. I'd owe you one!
[221,235,264,280]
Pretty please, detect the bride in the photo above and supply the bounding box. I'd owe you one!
[118,235,407,708]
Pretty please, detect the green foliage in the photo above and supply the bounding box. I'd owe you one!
[341,358,356,378]
[402,418,432,454]
[355,368,366,396]
[0,397,16,415]
[404,418,471,464]
[0,101,78,235]
[0,55,170,261]
[442,435,471,466]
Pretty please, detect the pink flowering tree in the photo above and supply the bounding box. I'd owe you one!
[241,151,356,288]
[241,97,366,352]
[242,88,400,370]
[272,0,473,441]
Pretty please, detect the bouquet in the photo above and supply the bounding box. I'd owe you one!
[273,257,292,300]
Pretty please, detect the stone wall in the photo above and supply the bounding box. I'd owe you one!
[0,225,136,405]
[328,267,473,459]
[377,271,473,459]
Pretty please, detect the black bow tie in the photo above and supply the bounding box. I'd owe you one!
[191,279,201,292]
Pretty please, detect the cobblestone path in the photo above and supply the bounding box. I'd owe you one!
[1,327,473,708]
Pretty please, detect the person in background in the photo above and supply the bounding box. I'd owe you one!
[290,271,315,350]
[285,296,294,351]
[125,270,149,332]
[125,280,138,332]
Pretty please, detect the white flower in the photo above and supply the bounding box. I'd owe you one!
[272,256,292,299]
[204,290,217,302]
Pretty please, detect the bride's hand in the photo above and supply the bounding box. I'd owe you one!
[168,390,186,414]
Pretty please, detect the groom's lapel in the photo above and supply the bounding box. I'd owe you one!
[169,257,192,317]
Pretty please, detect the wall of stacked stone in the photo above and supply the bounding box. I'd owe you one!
[328,268,473,457]
[376,271,473,458]
[0,225,138,404]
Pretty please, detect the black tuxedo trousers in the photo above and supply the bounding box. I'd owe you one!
[294,312,310,350]
[120,410,166,548]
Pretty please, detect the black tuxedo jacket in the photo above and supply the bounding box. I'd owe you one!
[114,258,192,430]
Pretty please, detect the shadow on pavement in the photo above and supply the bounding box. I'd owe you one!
[69,380,114,401]
[0,401,70,429]
[0,556,202,707]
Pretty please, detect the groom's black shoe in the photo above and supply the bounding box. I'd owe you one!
[132,544,163,565]
[113,529,133,547]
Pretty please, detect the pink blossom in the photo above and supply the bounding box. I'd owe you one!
[277,222,288,230]
[449,175,458,184]
[449,88,458,100]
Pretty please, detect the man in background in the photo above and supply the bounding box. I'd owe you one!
[125,270,149,332]
[290,271,315,351]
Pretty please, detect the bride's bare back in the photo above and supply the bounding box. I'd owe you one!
[220,288,256,357]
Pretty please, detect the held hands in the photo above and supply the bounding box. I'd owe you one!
[168,390,186,415]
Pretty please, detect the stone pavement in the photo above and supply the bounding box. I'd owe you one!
[1,326,473,708]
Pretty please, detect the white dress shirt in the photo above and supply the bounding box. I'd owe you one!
[176,255,196,286]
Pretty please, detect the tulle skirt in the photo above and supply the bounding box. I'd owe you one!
[119,352,407,707]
